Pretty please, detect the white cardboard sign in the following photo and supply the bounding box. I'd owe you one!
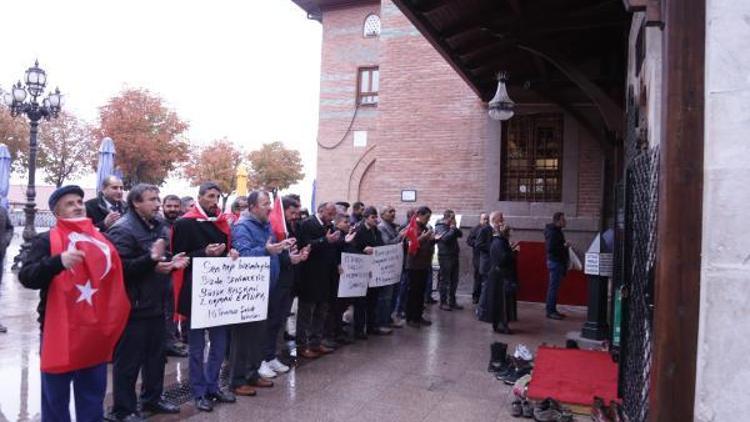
[338,253,371,298]
[369,244,404,288]
[191,257,270,329]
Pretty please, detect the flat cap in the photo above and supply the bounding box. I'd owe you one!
[49,185,85,211]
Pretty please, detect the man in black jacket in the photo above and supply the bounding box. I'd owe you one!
[544,212,569,320]
[0,204,13,333]
[435,209,463,311]
[466,213,488,304]
[476,212,503,306]
[85,175,126,232]
[353,206,390,335]
[296,202,341,358]
[108,184,187,420]
[160,194,188,355]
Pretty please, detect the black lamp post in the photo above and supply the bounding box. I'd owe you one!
[2,60,63,264]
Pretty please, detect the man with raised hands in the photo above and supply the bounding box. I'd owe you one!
[19,185,130,422]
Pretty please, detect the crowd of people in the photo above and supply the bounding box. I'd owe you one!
[15,175,571,422]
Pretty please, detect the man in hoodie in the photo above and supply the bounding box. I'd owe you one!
[108,184,188,420]
[544,212,569,320]
[435,209,463,311]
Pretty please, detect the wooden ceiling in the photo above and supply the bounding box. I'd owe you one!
[391,0,630,134]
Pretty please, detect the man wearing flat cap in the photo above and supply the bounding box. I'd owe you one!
[19,185,130,422]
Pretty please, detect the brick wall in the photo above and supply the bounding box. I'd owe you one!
[577,125,604,217]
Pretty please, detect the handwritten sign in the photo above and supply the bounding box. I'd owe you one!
[191,257,271,329]
[338,253,371,297]
[370,244,404,287]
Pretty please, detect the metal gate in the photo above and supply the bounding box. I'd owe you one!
[613,90,659,422]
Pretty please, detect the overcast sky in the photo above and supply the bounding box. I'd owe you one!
[0,0,322,205]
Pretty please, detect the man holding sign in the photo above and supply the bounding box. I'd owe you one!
[352,206,391,335]
[172,182,239,412]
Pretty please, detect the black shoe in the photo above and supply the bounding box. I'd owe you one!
[439,303,452,311]
[418,318,433,326]
[502,365,532,385]
[283,332,296,341]
[493,325,513,335]
[165,345,188,358]
[194,397,213,412]
[472,297,480,305]
[206,389,236,403]
[142,399,180,414]
[0,323,6,333]
[424,297,438,305]
[546,312,565,320]
[406,320,421,328]
[116,413,144,422]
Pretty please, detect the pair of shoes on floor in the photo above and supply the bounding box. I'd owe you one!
[510,399,534,418]
[496,356,533,385]
[532,398,573,422]
[591,396,623,422]
[258,358,290,378]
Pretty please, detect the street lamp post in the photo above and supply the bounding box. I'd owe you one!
[2,60,63,264]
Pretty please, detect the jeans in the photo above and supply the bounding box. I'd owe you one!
[438,255,459,305]
[188,326,228,399]
[545,260,567,314]
[394,271,409,317]
[41,363,107,422]
[112,317,166,417]
[230,320,267,387]
[377,284,395,326]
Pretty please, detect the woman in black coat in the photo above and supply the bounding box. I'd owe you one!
[478,224,516,334]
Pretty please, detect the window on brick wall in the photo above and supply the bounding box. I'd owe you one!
[501,113,564,202]
[357,67,379,106]
[363,14,381,37]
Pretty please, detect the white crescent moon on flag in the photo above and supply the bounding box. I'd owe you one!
[67,232,112,280]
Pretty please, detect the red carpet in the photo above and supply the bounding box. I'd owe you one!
[527,346,619,407]
[516,241,587,306]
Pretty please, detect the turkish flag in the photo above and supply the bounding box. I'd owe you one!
[405,215,420,256]
[269,195,287,241]
[42,218,130,374]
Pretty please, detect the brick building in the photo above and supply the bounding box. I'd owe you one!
[292,0,607,250]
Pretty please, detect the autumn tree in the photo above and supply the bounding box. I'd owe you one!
[0,107,30,172]
[93,88,189,188]
[246,141,304,192]
[36,111,96,187]
[183,138,243,210]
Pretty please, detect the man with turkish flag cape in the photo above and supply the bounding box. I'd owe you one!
[43,218,130,373]
[19,185,130,422]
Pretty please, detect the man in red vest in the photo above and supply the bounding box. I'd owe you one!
[19,185,130,422]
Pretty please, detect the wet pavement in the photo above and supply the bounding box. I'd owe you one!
[0,232,587,422]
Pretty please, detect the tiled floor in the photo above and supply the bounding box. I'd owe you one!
[0,232,587,421]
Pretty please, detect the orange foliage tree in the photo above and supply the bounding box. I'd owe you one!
[247,141,304,192]
[37,111,96,187]
[93,88,189,188]
[183,138,243,210]
[0,107,30,172]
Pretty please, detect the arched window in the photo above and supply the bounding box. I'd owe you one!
[363,14,381,38]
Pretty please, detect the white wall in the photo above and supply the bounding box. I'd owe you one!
[695,0,750,419]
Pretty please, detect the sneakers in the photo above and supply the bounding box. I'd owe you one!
[532,398,573,422]
[546,312,566,320]
[265,358,290,374]
[258,361,277,379]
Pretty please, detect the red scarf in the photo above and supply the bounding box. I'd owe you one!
[42,218,130,374]
[170,203,231,320]
[405,215,421,256]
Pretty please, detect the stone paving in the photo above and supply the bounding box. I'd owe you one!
[0,231,587,421]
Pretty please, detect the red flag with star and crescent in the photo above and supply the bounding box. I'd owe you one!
[42,217,130,374]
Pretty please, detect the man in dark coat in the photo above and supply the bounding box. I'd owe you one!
[466,212,488,304]
[108,184,186,420]
[435,209,463,311]
[85,175,126,232]
[159,194,188,355]
[171,182,238,412]
[404,206,436,327]
[295,202,341,358]
[352,206,389,335]
[0,204,13,333]
[475,212,502,307]
[544,212,569,320]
